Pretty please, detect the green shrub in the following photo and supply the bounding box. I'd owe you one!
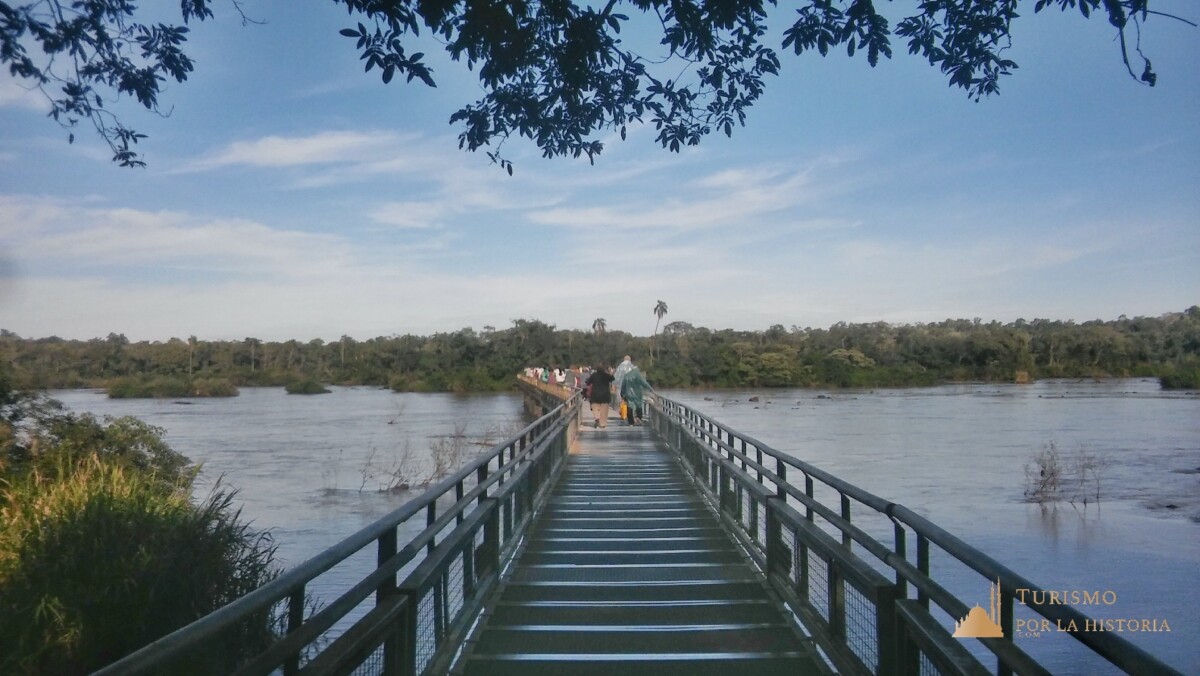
[0,458,282,674]
[31,414,192,489]
[285,379,331,395]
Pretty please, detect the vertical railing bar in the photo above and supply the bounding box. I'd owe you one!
[799,526,809,602]
[433,573,446,659]
[463,542,475,602]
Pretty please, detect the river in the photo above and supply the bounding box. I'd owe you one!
[53,379,1198,674]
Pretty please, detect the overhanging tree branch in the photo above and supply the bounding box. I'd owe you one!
[0,0,1191,168]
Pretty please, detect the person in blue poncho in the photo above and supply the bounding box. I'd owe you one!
[612,355,634,412]
[619,360,654,426]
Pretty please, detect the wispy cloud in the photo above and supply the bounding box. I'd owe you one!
[528,163,844,234]
[0,75,45,111]
[368,201,446,229]
[1,195,355,278]
[182,130,414,171]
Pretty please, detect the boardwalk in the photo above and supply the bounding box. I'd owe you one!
[455,421,827,675]
[94,384,1183,675]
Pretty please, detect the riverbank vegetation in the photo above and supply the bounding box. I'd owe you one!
[0,370,285,673]
[2,308,1197,392]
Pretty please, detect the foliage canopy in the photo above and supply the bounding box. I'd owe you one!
[0,0,1185,167]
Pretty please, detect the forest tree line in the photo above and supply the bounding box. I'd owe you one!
[2,308,1198,393]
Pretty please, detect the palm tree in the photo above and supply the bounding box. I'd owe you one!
[652,301,668,360]
[188,335,197,375]
[592,318,607,335]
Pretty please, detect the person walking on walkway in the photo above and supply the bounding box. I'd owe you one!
[612,355,634,412]
[585,363,615,428]
[620,361,654,425]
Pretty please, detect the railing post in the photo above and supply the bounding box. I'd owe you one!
[456,480,465,525]
[829,562,845,642]
[284,585,305,675]
[999,585,1015,676]
[400,589,417,676]
[876,582,900,676]
[805,475,815,522]
[378,527,398,604]
[917,534,930,610]
[765,498,781,576]
[893,523,907,597]
[840,493,852,551]
[426,502,437,555]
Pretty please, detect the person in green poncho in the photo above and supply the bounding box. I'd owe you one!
[619,361,654,426]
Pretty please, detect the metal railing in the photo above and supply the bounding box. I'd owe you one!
[94,383,582,676]
[650,396,1181,676]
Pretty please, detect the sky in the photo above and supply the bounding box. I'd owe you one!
[0,1,1197,342]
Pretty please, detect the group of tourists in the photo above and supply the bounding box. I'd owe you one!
[582,355,654,428]
[522,357,655,428]
[523,366,580,388]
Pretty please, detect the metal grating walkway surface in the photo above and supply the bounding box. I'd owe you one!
[455,419,828,675]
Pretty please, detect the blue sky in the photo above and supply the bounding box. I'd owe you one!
[1,1,1197,342]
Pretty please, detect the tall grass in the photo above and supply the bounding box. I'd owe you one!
[0,457,282,674]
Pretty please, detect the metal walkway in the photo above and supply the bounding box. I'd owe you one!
[95,382,1183,676]
[456,422,827,675]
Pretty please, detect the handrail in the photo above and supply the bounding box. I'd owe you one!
[94,388,582,676]
[651,395,1181,676]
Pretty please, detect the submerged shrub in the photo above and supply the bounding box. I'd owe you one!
[285,379,331,395]
[107,376,238,399]
[0,458,282,675]
[191,377,239,397]
[1159,366,1200,390]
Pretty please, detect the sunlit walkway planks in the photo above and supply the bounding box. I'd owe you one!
[454,417,828,675]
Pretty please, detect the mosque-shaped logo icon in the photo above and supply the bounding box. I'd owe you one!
[953,578,1005,638]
